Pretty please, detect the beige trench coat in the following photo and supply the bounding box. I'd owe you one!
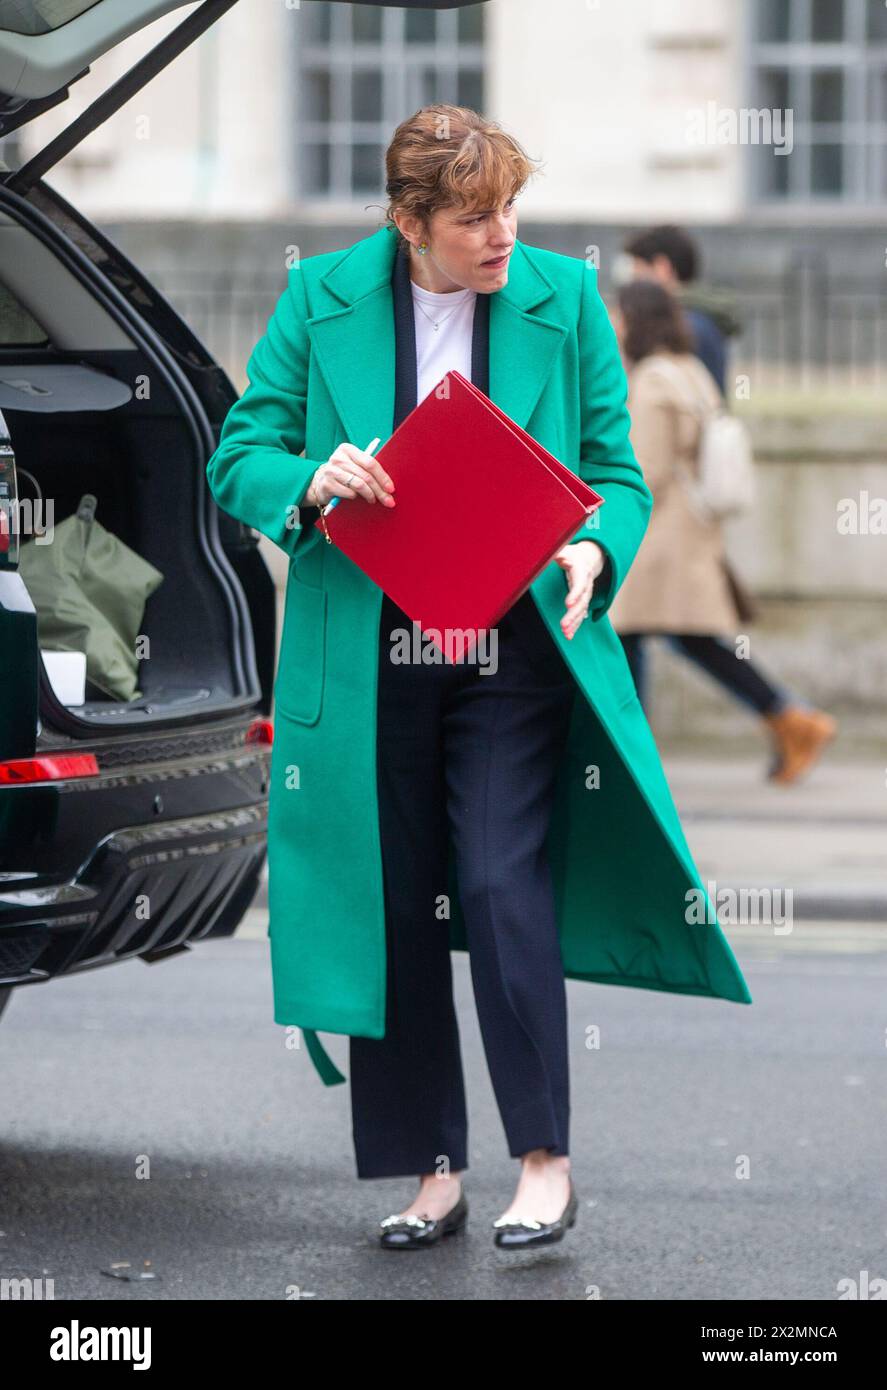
[608,350,742,636]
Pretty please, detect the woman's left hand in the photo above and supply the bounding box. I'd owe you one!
[553,540,606,640]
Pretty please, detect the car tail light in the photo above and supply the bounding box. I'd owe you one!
[0,753,99,785]
[245,719,273,746]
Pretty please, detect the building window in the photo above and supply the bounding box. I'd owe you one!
[747,0,887,204]
[294,1,485,202]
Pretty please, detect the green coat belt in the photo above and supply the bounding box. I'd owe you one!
[206,225,752,1087]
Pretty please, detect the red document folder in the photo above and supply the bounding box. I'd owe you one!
[314,368,604,661]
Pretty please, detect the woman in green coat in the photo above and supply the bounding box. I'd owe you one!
[206,104,752,1252]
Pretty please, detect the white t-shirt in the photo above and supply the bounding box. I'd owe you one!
[410,280,477,404]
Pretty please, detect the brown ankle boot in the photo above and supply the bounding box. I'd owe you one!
[762,705,837,785]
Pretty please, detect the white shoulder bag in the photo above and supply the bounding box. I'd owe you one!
[645,356,756,524]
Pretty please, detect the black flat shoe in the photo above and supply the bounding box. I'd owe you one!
[378,1188,468,1249]
[492,1178,578,1250]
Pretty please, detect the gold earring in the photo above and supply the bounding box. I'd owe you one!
[418,241,427,254]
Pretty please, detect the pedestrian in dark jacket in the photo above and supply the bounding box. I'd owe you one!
[623,224,741,397]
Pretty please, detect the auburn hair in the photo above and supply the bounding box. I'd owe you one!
[382,104,541,250]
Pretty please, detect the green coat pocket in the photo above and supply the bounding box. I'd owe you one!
[273,570,327,726]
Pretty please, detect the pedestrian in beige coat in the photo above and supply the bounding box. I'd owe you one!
[608,279,836,784]
[607,344,738,636]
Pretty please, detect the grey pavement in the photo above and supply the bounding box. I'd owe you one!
[666,753,886,923]
[2,750,884,1301]
[2,914,886,1300]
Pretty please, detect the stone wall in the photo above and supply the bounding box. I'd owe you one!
[650,414,886,751]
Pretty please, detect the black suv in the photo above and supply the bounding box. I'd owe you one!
[0,0,282,1025]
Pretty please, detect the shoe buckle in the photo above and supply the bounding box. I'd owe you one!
[380,1213,430,1229]
[492,1216,543,1230]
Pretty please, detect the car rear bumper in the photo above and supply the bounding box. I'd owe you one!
[0,800,267,986]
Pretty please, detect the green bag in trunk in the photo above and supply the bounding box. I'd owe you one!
[18,494,164,701]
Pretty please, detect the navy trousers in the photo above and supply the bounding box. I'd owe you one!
[619,631,790,716]
[349,589,578,1179]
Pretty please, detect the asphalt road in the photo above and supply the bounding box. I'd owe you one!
[2,916,885,1301]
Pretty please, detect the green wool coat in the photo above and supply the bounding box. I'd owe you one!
[206,224,752,1086]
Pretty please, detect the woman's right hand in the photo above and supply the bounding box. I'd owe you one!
[305,443,396,509]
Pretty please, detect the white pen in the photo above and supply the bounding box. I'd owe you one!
[322,437,382,515]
